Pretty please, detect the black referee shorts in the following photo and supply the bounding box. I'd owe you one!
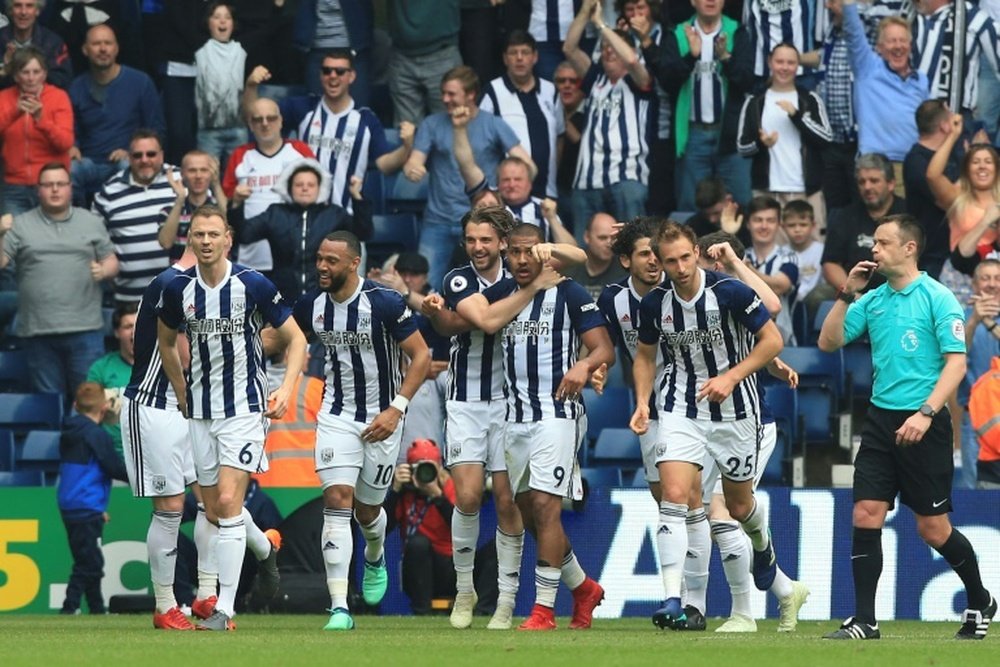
[853,405,954,516]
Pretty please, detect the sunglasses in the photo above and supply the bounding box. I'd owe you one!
[555,77,579,85]
[131,150,160,159]
[250,114,279,124]
[321,66,352,77]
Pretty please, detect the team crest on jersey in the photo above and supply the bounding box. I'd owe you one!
[358,315,371,330]
[542,304,555,316]
[320,449,335,465]
[707,312,721,328]
[152,475,166,494]
[449,275,468,293]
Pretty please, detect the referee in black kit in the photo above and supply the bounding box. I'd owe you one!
[818,214,995,640]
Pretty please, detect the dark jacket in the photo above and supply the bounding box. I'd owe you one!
[644,16,754,158]
[58,414,128,519]
[161,0,211,64]
[0,24,73,89]
[229,159,373,301]
[736,86,832,194]
[293,0,374,52]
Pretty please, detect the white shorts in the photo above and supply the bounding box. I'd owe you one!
[702,421,776,501]
[639,420,659,483]
[315,411,403,506]
[189,412,269,487]
[121,397,195,497]
[505,418,583,500]
[445,399,507,471]
[655,412,760,484]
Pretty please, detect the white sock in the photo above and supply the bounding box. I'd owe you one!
[535,565,560,609]
[684,508,710,614]
[194,504,218,600]
[739,498,770,552]
[241,507,271,560]
[657,501,688,600]
[770,566,794,599]
[453,509,479,593]
[356,507,386,563]
[496,528,523,607]
[323,508,354,609]
[561,549,586,590]
[713,520,753,618]
[148,510,181,613]
[215,514,247,617]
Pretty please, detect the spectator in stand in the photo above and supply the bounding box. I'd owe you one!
[92,129,175,303]
[928,114,1000,265]
[839,0,929,194]
[194,2,249,167]
[228,158,372,301]
[685,176,751,247]
[737,43,832,233]
[480,29,564,201]
[57,381,128,615]
[782,199,834,312]
[386,0,463,124]
[822,153,907,294]
[0,0,72,89]
[528,0,579,80]
[386,439,458,616]
[563,212,627,301]
[0,46,73,214]
[903,99,961,279]
[85,301,136,458]
[563,0,653,241]
[293,0,372,107]
[0,162,118,395]
[645,0,754,211]
[68,24,164,206]
[41,1,142,76]
[402,65,535,291]
[158,150,225,262]
[742,195,799,344]
[553,60,585,230]
[160,0,211,166]
[221,97,314,272]
[459,0,500,86]
[742,0,817,82]
[246,48,414,216]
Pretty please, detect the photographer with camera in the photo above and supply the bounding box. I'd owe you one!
[385,439,458,615]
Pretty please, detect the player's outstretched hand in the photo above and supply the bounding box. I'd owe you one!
[697,371,737,403]
[590,362,607,395]
[629,404,649,435]
[265,386,293,419]
[362,407,402,443]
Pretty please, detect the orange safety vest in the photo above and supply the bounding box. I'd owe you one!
[968,356,1000,463]
[255,375,324,487]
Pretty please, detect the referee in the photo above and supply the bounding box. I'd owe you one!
[818,214,995,640]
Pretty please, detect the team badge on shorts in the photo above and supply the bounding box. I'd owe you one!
[450,444,461,460]
[152,475,167,494]
[656,444,667,457]
[320,449,336,465]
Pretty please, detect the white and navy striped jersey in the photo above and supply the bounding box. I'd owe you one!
[441,263,510,403]
[159,262,292,419]
[637,269,770,422]
[745,244,799,345]
[481,75,564,198]
[93,166,177,302]
[505,198,556,242]
[293,279,418,423]
[528,0,579,43]
[743,0,817,77]
[486,278,607,422]
[282,97,390,214]
[573,63,652,190]
[124,265,184,410]
[913,2,1000,111]
[689,21,726,125]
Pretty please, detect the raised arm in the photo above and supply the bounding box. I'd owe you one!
[927,113,963,211]
[375,121,415,174]
[563,0,597,76]
[451,107,486,191]
[818,260,877,351]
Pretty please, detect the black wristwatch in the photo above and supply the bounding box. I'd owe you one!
[919,403,936,418]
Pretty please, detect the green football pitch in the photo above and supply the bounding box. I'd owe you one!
[4,615,996,667]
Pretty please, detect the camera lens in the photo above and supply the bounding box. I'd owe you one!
[414,461,437,484]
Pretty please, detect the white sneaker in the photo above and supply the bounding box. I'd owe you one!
[777,581,810,632]
[486,603,514,630]
[715,613,757,633]
[450,591,477,629]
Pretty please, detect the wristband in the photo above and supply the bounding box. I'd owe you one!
[390,395,410,413]
[837,288,855,304]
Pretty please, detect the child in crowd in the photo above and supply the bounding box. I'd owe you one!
[195,2,248,168]
[782,199,836,313]
[58,382,128,614]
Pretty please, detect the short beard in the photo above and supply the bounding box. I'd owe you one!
[323,273,348,293]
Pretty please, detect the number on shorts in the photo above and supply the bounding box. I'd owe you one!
[239,443,254,465]
[724,455,754,477]
[374,464,394,486]
[553,466,565,487]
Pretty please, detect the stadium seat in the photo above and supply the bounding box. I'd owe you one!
[791,300,811,345]
[361,169,386,214]
[383,170,428,215]
[367,213,421,270]
[842,343,874,400]
[592,428,642,466]
[775,347,842,444]
[582,387,633,446]
[0,349,30,392]
[580,466,621,491]
[761,384,799,485]
[0,469,45,486]
[0,393,64,434]
[0,428,14,471]
[18,430,62,471]
[628,467,648,488]
[811,300,835,341]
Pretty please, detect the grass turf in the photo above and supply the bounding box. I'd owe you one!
[5,615,996,667]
